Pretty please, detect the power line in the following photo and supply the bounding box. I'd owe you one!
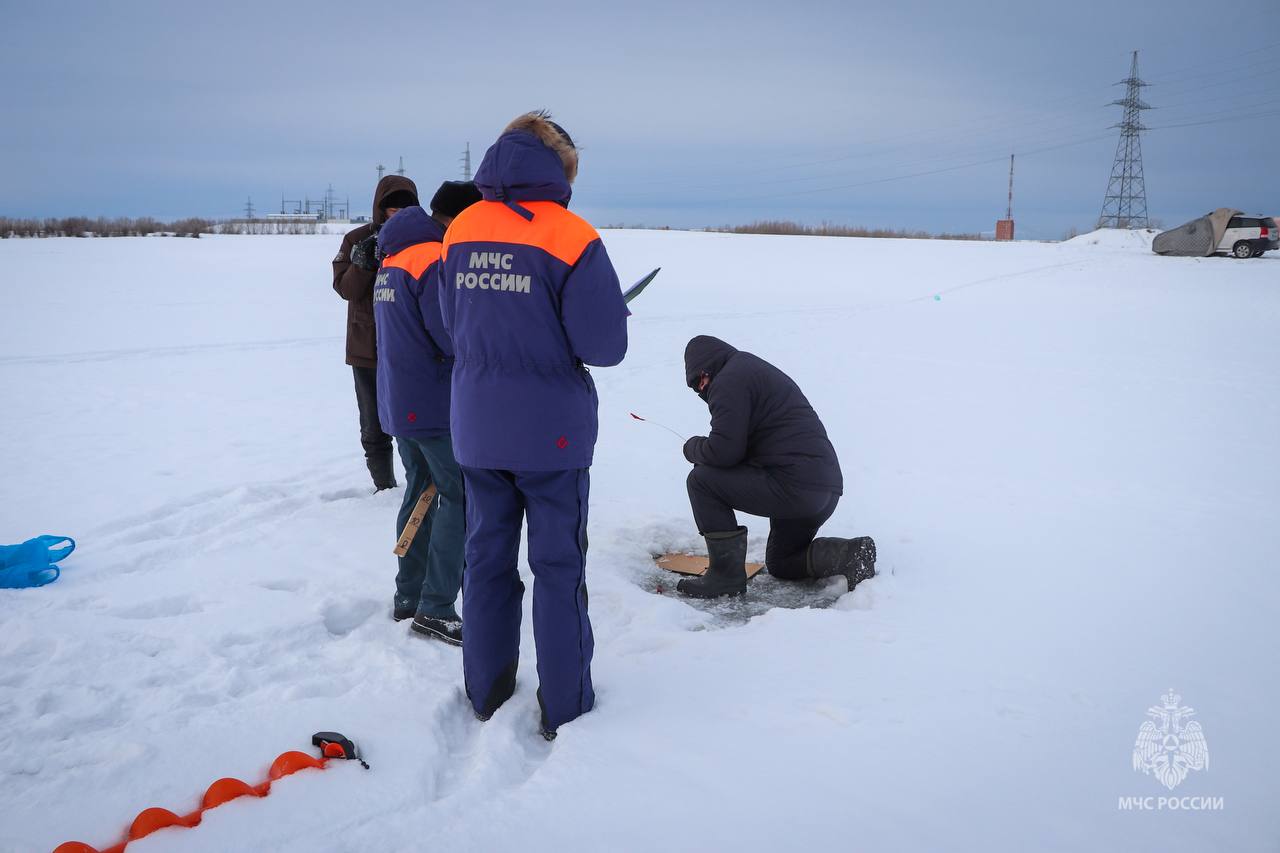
[1151,56,1280,91]
[1149,63,1280,102]
[668,116,1107,194]
[687,132,1115,206]
[1145,40,1280,83]
[604,44,1279,194]
[1148,108,1280,130]
[1154,94,1280,123]
[1152,86,1280,119]
[598,81,1119,190]
[588,42,1277,216]
[613,87,1272,208]
[610,98,1114,192]
[622,96,1125,198]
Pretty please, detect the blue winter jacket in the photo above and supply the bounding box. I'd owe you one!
[439,131,629,471]
[374,206,453,439]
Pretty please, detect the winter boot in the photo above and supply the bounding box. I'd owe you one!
[537,689,558,742]
[470,660,518,723]
[677,526,749,599]
[808,536,877,591]
[392,595,417,622]
[411,614,463,646]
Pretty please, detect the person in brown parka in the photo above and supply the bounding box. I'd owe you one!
[331,174,419,490]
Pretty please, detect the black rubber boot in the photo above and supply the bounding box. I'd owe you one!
[677,527,749,599]
[807,536,877,591]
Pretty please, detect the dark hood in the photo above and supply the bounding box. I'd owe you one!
[377,206,444,257]
[684,335,738,390]
[372,174,419,226]
[474,131,573,212]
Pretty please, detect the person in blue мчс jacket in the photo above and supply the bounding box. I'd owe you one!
[372,181,482,645]
[439,111,628,739]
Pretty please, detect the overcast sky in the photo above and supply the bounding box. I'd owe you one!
[1,0,1276,238]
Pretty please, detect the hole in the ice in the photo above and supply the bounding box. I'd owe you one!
[644,561,847,628]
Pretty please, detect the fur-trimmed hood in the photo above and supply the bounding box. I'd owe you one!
[505,112,578,184]
[474,112,578,212]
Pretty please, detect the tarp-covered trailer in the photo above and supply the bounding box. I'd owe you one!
[1152,208,1240,256]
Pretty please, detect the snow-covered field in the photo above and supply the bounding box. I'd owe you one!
[1,230,1277,852]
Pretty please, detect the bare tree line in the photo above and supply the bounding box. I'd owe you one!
[6,216,1076,242]
[713,220,983,240]
[1,216,213,238]
[216,220,332,235]
[0,216,357,238]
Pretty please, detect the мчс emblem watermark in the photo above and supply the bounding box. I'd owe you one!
[1118,689,1224,811]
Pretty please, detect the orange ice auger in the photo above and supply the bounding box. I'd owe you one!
[53,732,367,853]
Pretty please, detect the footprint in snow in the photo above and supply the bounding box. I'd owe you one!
[428,689,483,802]
[109,595,204,620]
[428,688,553,803]
[285,677,354,701]
[321,599,379,637]
[319,487,368,503]
[257,577,307,593]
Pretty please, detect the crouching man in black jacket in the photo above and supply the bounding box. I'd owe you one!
[678,335,876,598]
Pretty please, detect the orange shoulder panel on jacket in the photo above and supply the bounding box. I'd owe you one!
[382,242,442,279]
[442,201,598,266]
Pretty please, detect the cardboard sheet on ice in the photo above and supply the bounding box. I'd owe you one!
[1152,208,1240,256]
[656,553,765,578]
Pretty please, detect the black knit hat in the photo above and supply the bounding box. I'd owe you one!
[430,181,483,218]
[380,189,418,211]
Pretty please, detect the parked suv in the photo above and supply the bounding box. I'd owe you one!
[1217,214,1277,258]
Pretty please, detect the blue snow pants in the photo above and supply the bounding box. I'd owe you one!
[460,467,594,731]
[395,436,465,620]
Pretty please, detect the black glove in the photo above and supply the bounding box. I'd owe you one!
[350,232,380,271]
